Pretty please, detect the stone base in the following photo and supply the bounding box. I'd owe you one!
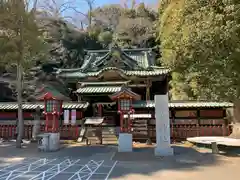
[118,133,132,152]
[48,133,60,151]
[154,147,174,156]
[38,133,60,152]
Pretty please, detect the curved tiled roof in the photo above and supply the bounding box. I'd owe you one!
[58,67,170,78]
[0,102,89,110]
[76,86,121,94]
[56,47,169,78]
[133,101,233,108]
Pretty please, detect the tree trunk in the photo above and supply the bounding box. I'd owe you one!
[16,5,24,148]
[229,100,240,139]
[16,59,23,148]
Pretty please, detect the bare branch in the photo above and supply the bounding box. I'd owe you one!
[36,0,90,28]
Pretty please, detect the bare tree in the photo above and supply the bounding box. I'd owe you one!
[83,0,94,27]
[37,0,94,28]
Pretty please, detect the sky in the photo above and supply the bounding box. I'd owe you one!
[65,0,158,13]
[33,0,158,26]
[93,0,157,8]
[57,0,158,25]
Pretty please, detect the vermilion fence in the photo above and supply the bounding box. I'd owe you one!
[0,125,80,140]
[0,124,232,141]
[145,124,232,142]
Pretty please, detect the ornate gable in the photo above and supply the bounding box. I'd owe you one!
[80,45,147,72]
[56,46,170,79]
[109,86,141,101]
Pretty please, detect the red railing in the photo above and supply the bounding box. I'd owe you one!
[0,124,232,141]
[0,125,80,140]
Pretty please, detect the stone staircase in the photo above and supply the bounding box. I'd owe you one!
[131,119,149,142]
[85,127,102,145]
[102,127,118,145]
[84,127,118,145]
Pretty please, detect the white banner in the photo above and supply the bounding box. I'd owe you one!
[71,109,76,125]
[64,110,69,124]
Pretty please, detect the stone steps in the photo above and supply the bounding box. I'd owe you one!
[102,128,118,144]
[85,127,118,145]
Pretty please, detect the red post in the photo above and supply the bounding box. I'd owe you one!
[79,111,82,119]
[75,125,78,139]
[98,104,102,117]
[45,115,49,132]
[52,114,56,132]
[9,125,12,138]
[128,114,131,133]
[120,112,123,132]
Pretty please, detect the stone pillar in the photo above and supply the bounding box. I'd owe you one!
[154,94,173,156]
[48,133,60,151]
[118,133,133,152]
[32,119,41,141]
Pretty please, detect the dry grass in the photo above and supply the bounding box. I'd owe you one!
[133,142,155,148]
[60,140,78,144]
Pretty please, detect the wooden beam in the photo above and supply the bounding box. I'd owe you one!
[145,79,152,100]
[128,84,147,87]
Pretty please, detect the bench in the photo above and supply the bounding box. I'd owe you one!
[187,136,240,154]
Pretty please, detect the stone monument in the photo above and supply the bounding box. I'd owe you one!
[154,94,173,156]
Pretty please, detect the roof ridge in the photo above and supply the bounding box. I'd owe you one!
[0,101,89,104]
[85,48,154,53]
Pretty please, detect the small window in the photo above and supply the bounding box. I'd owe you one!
[46,100,53,112]
[46,100,61,112]
[120,99,131,111]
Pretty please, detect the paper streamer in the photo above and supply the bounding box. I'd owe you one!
[71,109,76,125]
[64,110,69,124]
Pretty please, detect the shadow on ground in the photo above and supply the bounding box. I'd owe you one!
[0,141,239,179]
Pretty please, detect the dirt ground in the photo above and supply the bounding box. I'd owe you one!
[0,141,239,180]
[111,156,240,180]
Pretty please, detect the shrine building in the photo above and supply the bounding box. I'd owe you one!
[0,46,233,142]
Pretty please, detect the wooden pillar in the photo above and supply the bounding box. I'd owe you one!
[129,98,133,132]
[146,107,152,145]
[222,108,227,136]
[145,79,152,100]
[197,109,200,136]
[98,104,102,117]
[170,109,175,142]
[77,95,81,102]
[76,82,81,101]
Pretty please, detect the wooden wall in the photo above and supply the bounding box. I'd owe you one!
[133,107,230,142]
[0,110,83,124]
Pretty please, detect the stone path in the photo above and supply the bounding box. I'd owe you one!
[0,158,117,180]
